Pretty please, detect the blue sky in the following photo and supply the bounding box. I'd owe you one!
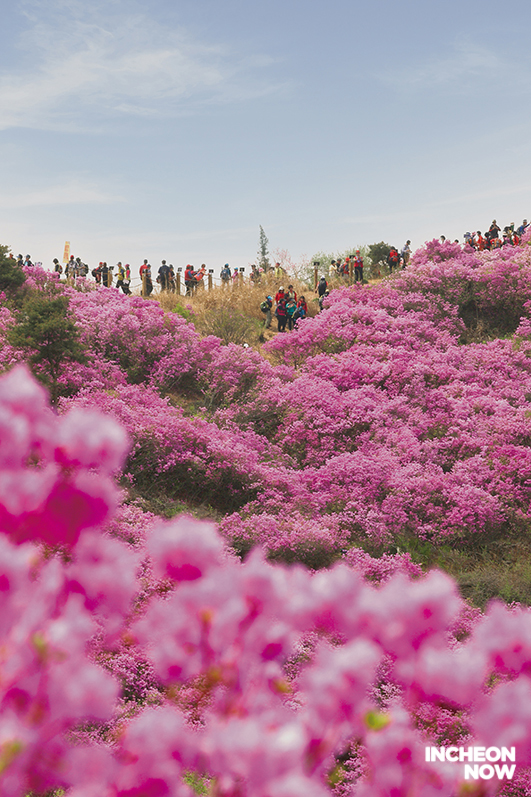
[1,0,531,272]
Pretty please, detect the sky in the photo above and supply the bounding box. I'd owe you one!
[1,0,531,273]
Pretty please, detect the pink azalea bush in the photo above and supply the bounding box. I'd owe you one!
[3,366,531,795]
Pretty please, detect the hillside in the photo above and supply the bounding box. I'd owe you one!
[3,239,531,604]
[3,237,531,795]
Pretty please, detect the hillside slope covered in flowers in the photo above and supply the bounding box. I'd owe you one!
[2,236,531,795]
[3,237,531,589]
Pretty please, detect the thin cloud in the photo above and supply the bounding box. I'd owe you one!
[378,37,507,92]
[0,1,286,131]
[0,180,125,208]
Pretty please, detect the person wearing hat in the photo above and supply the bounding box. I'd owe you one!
[220,263,231,286]
[275,286,286,304]
[52,258,63,275]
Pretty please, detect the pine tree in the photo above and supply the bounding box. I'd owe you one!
[257,226,270,272]
[8,294,86,405]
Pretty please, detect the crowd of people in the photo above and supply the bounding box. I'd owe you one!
[260,284,310,332]
[460,219,528,250]
[9,215,529,311]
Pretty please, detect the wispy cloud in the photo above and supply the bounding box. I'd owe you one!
[0,0,285,131]
[0,179,125,208]
[377,37,507,93]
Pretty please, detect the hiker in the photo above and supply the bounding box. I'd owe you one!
[115,262,125,292]
[285,284,297,301]
[295,295,308,321]
[139,260,153,295]
[184,264,196,295]
[195,265,207,289]
[275,298,287,332]
[316,276,328,306]
[232,268,239,286]
[401,241,411,268]
[101,262,112,287]
[92,263,102,284]
[250,265,261,283]
[168,264,176,292]
[220,263,231,286]
[489,220,501,240]
[158,260,171,291]
[260,295,273,329]
[122,264,132,295]
[285,297,298,331]
[387,247,399,274]
[65,256,75,281]
[354,251,364,281]
[318,290,330,312]
[275,286,286,304]
[53,258,63,275]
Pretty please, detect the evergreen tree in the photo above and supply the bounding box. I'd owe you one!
[0,245,26,294]
[257,226,270,272]
[367,241,393,269]
[8,294,86,405]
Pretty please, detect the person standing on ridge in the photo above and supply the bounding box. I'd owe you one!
[401,241,411,268]
[158,260,170,291]
[139,260,153,295]
[354,250,364,281]
[220,264,231,287]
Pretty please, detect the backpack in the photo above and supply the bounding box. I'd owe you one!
[260,300,270,313]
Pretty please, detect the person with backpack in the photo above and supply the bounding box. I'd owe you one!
[92,262,102,284]
[387,247,399,274]
[53,258,63,275]
[315,276,328,308]
[220,264,231,286]
[260,295,273,329]
[275,298,288,332]
[517,220,528,238]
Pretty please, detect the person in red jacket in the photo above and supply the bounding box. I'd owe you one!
[275,286,286,304]
[139,260,153,295]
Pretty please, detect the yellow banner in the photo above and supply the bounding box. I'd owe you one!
[63,241,70,263]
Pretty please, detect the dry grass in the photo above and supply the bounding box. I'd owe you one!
[156,273,320,346]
